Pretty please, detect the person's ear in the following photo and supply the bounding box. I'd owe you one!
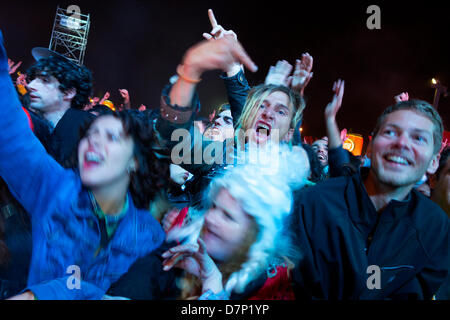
[427,153,440,175]
[282,128,294,142]
[127,159,138,174]
[64,88,77,101]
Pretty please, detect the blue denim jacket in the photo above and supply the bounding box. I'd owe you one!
[0,32,164,299]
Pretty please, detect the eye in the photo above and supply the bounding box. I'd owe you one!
[222,210,235,222]
[413,135,427,144]
[383,129,396,137]
[107,132,120,142]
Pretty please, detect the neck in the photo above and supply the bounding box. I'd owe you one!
[91,179,129,216]
[364,170,413,212]
[44,106,71,128]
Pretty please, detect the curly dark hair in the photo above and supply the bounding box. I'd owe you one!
[66,111,170,209]
[26,55,93,109]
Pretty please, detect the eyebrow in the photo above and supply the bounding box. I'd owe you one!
[262,99,289,109]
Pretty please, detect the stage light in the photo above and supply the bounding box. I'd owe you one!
[431,78,438,85]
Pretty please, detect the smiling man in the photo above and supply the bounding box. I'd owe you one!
[291,99,449,299]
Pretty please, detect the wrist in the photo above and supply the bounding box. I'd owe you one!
[177,64,202,84]
[180,55,203,80]
[225,63,242,78]
[202,269,223,294]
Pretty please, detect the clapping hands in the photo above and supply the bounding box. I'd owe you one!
[264,53,314,95]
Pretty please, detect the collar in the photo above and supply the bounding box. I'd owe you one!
[88,190,129,223]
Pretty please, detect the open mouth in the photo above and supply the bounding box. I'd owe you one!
[83,150,104,169]
[383,153,413,166]
[255,121,271,138]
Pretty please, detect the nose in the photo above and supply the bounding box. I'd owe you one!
[393,132,412,150]
[214,117,223,127]
[26,79,37,92]
[261,106,275,121]
[87,132,102,148]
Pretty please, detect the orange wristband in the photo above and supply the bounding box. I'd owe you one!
[176,65,201,84]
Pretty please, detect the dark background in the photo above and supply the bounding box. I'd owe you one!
[1,0,449,140]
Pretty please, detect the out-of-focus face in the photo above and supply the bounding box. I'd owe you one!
[247,91,294,145]
[27,75,65,113]
[203,109,234,141]
[433,157,450,215]
[312,138,329,167]
[169,164,190,185]
[202,188,253,262]
[78,115,135,189]
[369,110,439,189]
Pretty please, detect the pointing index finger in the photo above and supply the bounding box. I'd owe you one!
[208,9,218,28]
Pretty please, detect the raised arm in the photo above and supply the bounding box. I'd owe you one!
[202,9,251,120]
[0,30,75,219]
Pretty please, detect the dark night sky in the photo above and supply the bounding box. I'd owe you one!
[1,0,449,141]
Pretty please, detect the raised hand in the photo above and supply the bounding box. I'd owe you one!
[138,104,147,111]
[264,60,293,87]
[289,53,313,95]
[394,92,409,103]
[118,89,129,100]
[16,73,28,87]
[162,238,223,293]
[340,128,349,144]
[181,36,257,80]
[202,9,237,42]
[119,89,131,109]
[8,58,22,75]
[325,79,345,149]
[99,91,110,105]
[201,9,242,76]
[325,79,345,121]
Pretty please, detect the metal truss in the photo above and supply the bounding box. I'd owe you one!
[49,6,91,66]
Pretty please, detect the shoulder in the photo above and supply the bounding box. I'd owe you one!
[294,175,350,204]
[409,190,449,244]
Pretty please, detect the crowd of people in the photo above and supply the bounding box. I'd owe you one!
[0,9,448,300]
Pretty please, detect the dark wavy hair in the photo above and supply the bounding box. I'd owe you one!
[27,55,93,109]
[301,143,327,183]
[66,111,170,209]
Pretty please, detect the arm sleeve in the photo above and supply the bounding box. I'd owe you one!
[220,68,250,122]
[328,145,353,177]
[26,277,106,300]
[0,31,75,220]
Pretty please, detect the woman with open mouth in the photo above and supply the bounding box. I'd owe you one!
[0,34,169,300]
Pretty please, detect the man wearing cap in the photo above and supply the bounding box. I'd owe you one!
[26,48,94,165]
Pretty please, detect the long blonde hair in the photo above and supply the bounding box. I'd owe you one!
[236,84,305,135]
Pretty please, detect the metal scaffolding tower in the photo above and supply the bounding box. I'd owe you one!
[48,6,91,66]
